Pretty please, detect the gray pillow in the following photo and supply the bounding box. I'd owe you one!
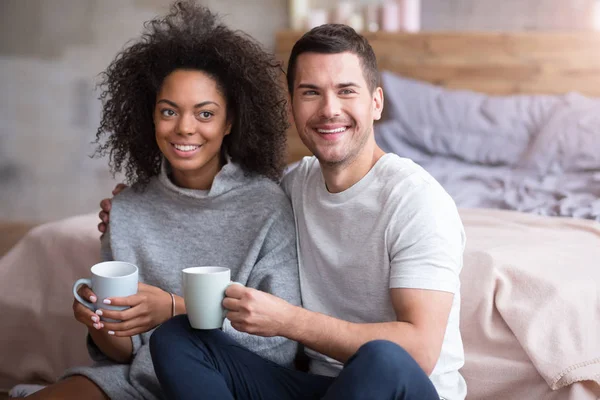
[380,71,560,166]
[375,120,430,163]
[519,93,600,174]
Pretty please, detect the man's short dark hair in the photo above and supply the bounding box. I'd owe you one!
[286,24,379,95]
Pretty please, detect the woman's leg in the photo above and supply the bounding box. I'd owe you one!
[150,315,333,400]
[16,376,109,400]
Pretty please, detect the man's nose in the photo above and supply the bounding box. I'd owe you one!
[319,93,342,119]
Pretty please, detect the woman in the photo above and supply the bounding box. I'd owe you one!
[24,1,300,399]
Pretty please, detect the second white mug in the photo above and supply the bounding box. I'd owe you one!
[183,266,242,330]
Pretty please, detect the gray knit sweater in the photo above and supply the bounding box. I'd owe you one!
[64,161,301,400]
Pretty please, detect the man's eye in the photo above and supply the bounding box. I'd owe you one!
[303,90,317,96]
[340,89,355,95]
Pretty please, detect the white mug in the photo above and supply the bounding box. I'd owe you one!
[183,267,242,330]
[73,261,139,322]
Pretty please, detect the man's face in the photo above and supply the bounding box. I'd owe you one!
[291,52,383,167]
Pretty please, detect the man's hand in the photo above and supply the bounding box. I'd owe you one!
[222,285,294,337]
[95,283,173,337]
[98,183,127,234]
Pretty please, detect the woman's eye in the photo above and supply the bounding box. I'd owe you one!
[198,111,213,119]
[161,109,176,117]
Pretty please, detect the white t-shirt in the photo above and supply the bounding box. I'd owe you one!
[282,154,467,400]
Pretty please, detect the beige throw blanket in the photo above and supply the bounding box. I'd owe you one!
[459,208,600,399]
[0,214,99,391]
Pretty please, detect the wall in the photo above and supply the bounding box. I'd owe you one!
[0,0,595,222]
[422,0,594,31]
[312,0,595,30]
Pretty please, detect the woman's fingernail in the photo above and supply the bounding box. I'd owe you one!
[90,295,97,303]
[103,299,111,305]
[91,316,98,323]
[108,331,115,335]
[95,309,103,316]
[93,323,101,329]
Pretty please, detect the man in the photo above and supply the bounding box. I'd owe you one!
[102,24,466,400]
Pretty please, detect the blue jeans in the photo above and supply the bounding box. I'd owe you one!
[150,315,439,400]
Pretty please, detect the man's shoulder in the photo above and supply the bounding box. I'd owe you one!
[281,156,319,197]
[376,154,459,217]
[285,156,320,179]
[375,153,441,193]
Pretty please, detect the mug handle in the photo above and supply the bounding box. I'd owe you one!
[223,281,244,319]
[73,278,94,310]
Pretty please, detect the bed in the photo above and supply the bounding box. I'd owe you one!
[1,32,599,399]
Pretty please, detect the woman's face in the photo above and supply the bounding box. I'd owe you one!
[154,69,231,190]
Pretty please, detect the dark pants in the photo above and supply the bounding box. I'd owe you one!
[150,315,439,400]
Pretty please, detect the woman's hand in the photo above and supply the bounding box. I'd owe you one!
[94,283,173,337]
[98,183,128,234]
[73,284,134,363]
[73,284,105,330]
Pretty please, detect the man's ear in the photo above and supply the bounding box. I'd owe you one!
[372,87,384,121]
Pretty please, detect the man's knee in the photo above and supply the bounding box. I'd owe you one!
[333,341,438,399]
[352,340,416,374]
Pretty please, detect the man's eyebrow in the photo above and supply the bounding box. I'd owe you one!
[297,83,320,90]
[337,82,360,88]
[296,82,361,90]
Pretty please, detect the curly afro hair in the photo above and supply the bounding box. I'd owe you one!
[94,0,289,185]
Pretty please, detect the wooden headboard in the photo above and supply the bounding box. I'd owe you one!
[276,31,600,162]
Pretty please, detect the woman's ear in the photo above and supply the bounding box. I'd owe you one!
[224,120,233,136]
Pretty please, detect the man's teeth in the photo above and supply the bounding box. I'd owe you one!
[173,144,199,152]
[317,127,347,134]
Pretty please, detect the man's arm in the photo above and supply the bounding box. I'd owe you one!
[280,288,453,375]
[225,285,453,375]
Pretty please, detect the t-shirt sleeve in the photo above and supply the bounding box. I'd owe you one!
[388,183,465,293]
[280,157,308,199]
